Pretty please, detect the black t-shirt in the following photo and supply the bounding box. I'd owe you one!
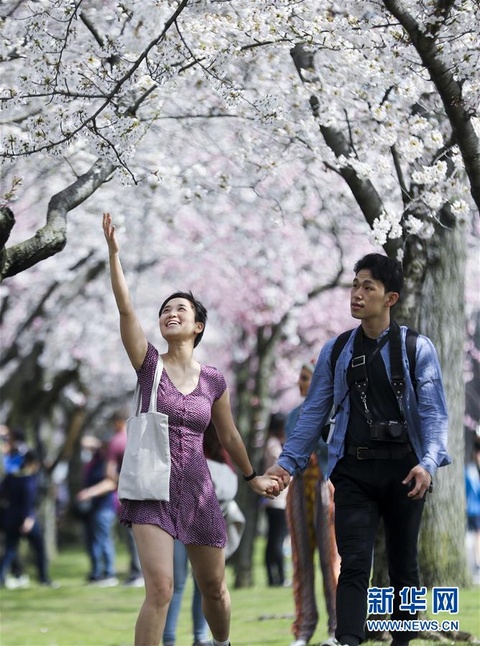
[346,331,403,448]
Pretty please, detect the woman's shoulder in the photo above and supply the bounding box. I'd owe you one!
[137,342,159,375]
[201,365,227,395]
[201,363,223,376]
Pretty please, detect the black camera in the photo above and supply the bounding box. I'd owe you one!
[370,420,408,443]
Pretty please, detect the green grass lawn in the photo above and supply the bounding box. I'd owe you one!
[1,536,479,646]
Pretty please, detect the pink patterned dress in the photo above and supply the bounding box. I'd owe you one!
[119,343,228,548]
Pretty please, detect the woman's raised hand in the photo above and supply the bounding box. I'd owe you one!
[102,212,119,254]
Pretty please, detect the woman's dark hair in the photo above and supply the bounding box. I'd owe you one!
[354,253,404,294]
[158,291,208,347]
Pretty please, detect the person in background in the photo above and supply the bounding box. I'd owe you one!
[267,253,450,646]
[285,361,339,646]
[76,435,118,587]
[263,412,289,587]
[0,450,57,588]
[1,426,28,475]
[465,435,480,584]
[105,411,145,587]
[203,423,246,565]
[0,425,30,588]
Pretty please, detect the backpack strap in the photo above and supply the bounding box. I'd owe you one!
[322,329,354,442]
[389,320,407,420]
[322,325,418,441]
[406,327,418,396]
[330,320,418,414]
[330,328,354,376]
[331,326,417,383]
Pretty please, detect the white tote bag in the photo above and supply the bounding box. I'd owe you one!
[118,357,171,502]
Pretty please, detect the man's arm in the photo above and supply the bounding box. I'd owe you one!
[413,335,450,476]
[277,342,336,477]
[401,334,450,498]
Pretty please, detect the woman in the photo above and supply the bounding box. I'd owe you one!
[102,213,278,646]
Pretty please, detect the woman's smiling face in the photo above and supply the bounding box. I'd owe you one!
[159,297,203,344]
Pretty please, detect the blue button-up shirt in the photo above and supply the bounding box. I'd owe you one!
[278,325,451,479]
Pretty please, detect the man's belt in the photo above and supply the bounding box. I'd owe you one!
[346,445,413,460]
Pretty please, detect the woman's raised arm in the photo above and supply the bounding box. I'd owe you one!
[102,213,147,370]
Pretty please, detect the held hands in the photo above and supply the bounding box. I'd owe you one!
[265,464,291,491]
[247,464,291,499]
[247,474,281,499]
[102,212,119,255]
[403,465,432,500]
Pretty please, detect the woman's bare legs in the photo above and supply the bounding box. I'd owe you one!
[132,524,174,646]
[187,544,230,642]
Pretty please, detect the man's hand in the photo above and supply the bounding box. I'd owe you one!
[265,464,291,492]
[403,465,432,500]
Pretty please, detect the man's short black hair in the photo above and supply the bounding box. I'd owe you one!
[354,253,404,294]
[158,291,208,347]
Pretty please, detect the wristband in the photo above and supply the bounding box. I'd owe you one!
[243,470,257,482]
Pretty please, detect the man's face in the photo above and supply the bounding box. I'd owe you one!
[350,269,393,321]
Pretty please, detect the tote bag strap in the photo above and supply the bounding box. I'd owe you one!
[131,355,164,415]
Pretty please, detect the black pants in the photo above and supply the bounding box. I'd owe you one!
[265,506,288,586]
[0,520,49,584]
[330,452,425,643]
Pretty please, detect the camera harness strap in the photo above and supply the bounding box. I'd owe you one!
[350,320,406,426]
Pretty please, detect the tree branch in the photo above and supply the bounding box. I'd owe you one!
[311,96,401,258]
[0,207,15,250]
[2,1,190,159]
[0,157,115,281]
[382,0,480,213]
[291,43,401,258]
[391,144,411,208]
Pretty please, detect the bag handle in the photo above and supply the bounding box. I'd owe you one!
[131,355,164,415]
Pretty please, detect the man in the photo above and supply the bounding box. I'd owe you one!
[267,253,450,646]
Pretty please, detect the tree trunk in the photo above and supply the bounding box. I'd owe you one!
[233,328,277,587]
[415,221,468,586]
[371,220,469,588]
